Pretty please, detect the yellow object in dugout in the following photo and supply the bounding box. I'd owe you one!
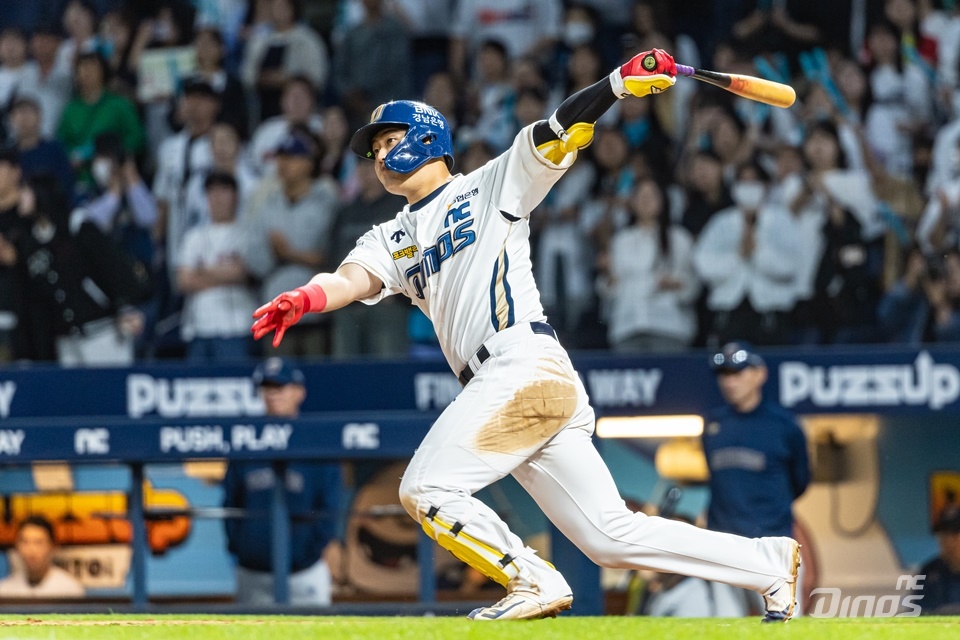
[654,438,709,483]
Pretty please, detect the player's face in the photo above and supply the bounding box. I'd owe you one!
[206,184,237,222]
[15,524,55,581]
[261,383,305,417]
[370,127,409,193]
[716,367,766,411]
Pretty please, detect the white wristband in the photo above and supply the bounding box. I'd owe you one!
[609,68,629,99]
[547,112,567,141]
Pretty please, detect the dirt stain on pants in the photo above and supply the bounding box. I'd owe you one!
[473,360,578,454]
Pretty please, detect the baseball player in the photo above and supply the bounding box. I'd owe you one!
[252,48,801,622]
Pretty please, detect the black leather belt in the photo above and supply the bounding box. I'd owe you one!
[458,322,557,387]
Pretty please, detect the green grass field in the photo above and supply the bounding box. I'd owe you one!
[0,615,957,640]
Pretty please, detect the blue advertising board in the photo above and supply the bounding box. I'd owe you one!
[0,346,958,424]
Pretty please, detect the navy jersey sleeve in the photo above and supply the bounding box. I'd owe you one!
[786,418,811,499]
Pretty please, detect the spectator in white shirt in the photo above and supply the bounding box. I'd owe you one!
[863,20,931,179]
[177,172,257,362]
[249,74,322,175]
[19,24,73,138]
[183,123,258,235]
[153,78,218,282]
[449,0,562,82]
[469,39,516,154]
[0,516,84,599]
[0,28,34,113]
[55,0,102,76]
[242,0,329,121]
[599,177,698,352]
[694,159,800,346]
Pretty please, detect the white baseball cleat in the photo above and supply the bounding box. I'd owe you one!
[762,538,802,623]
[468,590,573,620]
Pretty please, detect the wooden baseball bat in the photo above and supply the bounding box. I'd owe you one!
[675,64,796,109]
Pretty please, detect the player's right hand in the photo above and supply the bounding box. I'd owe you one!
[251,289,308,347]
[616,48,676,98]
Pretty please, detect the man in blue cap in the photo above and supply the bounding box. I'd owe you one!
[702,341,810,614]
[917,503,960,614]
[222,357,342,605]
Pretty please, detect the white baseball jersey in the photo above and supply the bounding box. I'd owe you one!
[342,124,576,375]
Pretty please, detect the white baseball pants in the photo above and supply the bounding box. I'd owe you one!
[399,322,793,596]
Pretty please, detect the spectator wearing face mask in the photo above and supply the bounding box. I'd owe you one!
[694,159,801,346]
[546,4,602,89]
[76,132,156,266]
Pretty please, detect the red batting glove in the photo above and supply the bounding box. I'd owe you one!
[251,284,327,347]
[612,48,677,98]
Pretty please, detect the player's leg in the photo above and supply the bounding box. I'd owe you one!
[511,397,800,620]
[398,330,580,619]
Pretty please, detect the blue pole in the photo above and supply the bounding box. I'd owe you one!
[418,530,436,605]
[271,460,290,604]
[129,462,148,610]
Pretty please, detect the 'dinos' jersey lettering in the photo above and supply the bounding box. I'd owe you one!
[341,124,576,375]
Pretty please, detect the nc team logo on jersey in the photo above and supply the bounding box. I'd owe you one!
[403,194,479,299]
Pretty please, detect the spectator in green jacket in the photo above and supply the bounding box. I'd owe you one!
[56,51,144,198]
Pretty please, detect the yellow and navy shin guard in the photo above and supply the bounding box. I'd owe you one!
[421,506,520,587]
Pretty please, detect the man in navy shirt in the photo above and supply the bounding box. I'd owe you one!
[917,504,960,615]
[223,357,342,605]
[701,342,810,615]
[7,96,75,201]
[702,341,810,539]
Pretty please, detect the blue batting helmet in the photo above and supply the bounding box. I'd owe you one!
[349,100,454,174]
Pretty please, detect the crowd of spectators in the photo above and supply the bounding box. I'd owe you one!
[2,0,960,365]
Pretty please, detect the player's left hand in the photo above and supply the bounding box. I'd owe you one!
[251,289,309,347]
[616,48,677,98]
